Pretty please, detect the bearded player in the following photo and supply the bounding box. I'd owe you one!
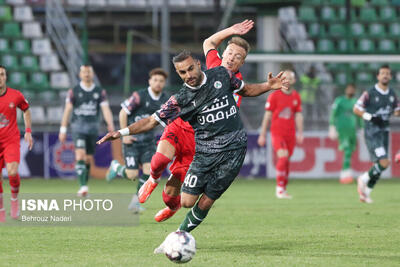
[0,65,33,221]
[138,20,254,222]
[257,70,303,199]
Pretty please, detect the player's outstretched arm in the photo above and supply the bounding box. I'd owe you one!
[239,72,289,97]
[23,109,33,150]
[97,115,159,145]
[119,109,136,144]
[59,102,73,143]
[203,19,254,54]
[257,111,272,147]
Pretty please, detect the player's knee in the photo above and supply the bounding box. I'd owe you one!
[379,158,390,169]
[197,195,214,210]
[6,164,18,177]
[277,149,289,158]
[125,169,138,180]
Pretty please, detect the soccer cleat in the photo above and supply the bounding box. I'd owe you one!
[138,179,158,203]
[77,185,89,198]
[128,194,145,214]
[395,153,400,164]
[0,208,5,222]
[276,187,292,199]
[357,176,373,204]
[105,160,119,182]
[10,198,19,219]
[154,207,179,222]
[339,177,354,184]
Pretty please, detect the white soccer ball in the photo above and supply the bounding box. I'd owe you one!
[164,230,196,263]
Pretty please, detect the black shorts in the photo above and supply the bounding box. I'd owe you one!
[123,143,156,170]
[182,147,246,200]
[364,128,389,162]
[72,133,98,155]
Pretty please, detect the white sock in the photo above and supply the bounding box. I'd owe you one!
[361,172,370,184]
[365,186,373,196]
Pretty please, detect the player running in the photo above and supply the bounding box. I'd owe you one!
[138,19,253,222]
[354,65,400,203]
[329,84,362,184]
[105,68,169,212]
[59,65,114,197]
[257,70,303,199]
[97,51,288,252]
[0,65,33,221]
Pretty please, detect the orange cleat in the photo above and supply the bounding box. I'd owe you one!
[154,207,179,222]
[138,179,158,203]
[340,177,354,184]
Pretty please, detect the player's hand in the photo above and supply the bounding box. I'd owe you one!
[257,135,266,147]
[296,133,304,145]
[328,125,338,140]
[24,132,33,150]
[230,19,254,35]
[59,132,67,144]
[371,115,384,126]
[97,131,121,145]
[122,136,137,144]
[267,72,289,91]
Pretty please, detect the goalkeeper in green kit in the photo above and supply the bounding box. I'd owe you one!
[329,84,362,184]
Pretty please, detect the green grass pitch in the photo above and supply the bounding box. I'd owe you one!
[0,178,400,266]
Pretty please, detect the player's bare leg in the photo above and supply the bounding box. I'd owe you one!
[75,149,89,197]
[275,149,292,199]
[138,140,175,203]
[7,162,20,219]
[0,174,4,222]
[154,175,182,222]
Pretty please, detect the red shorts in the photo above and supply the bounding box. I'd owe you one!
[160,122,195,182]
[0,139,20,169]
[271,133,296,157]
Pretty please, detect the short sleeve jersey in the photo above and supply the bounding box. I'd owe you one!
[121,87,169,143]
[265,89,302,136]
[330,96,359,133]
[355,84,400,129]
[205,49,243,107]
[66,83,108,135]
[0,87,29,143]
[154,66,247,153]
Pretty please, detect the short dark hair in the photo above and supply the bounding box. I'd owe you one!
[227,36,250,54]
[149,67,168,79]
[172,50,196,64]
[346,83,355,88]
[377,64,390,75]
[0,65,7,75]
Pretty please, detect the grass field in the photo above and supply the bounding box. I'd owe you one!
[0,178,400,266]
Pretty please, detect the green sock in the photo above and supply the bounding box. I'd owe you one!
[343,148,352,170]
[137,174,150,193]
[116,164,128,179]
[179,203,209,232]
[85,163,91,184]
[367,162,386,188]
[75,160,88,186]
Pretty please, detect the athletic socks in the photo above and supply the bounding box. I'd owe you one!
[276,157,289,188]
[114,162,128,179]
[85,163,91,184]
[162,190,181,211]
[179,203,209,232]
[367,162,386,188]
[137,174,150,193]
[343,147,352,170]
[75,160,88,186]
[150,152,172,179]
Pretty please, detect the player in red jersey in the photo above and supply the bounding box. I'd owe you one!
[138,20,253,222]
[0,65,33,221]
[257,70,303,199]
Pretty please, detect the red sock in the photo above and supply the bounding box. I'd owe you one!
[276,157,289,188]
[150,152,171,179]
[0,181,3,194]
[9,174,20,199]
[162,190,181,211]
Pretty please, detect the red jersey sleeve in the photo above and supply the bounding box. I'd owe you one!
[294,91,302,113]
[265,92,276,111]
[206,49,222,69]
[17,91,29,111]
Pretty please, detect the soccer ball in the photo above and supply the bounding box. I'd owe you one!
[164,230,196,263]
